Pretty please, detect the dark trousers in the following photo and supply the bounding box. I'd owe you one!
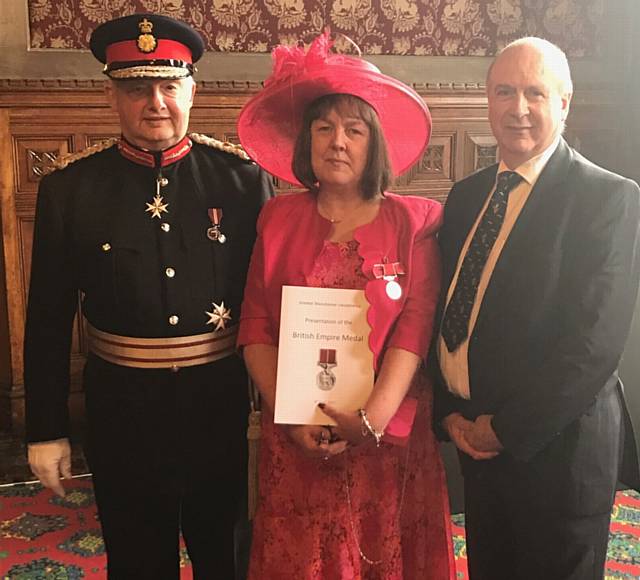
[461,385,623,580]
[83,354,249,579]
[464,471,612,580]
[93,476,237,580]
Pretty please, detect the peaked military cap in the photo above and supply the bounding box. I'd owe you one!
[90,13,204,80]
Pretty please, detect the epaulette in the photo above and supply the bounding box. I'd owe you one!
[51,138,119,172]
[190,133,250,161]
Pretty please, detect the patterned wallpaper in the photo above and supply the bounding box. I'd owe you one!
[27,0,603,57]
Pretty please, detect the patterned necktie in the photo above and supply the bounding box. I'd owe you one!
[441,170,523,352]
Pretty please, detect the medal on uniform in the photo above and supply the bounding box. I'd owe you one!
[146,194,169,218]
[145,176,169,219]
[207,208,226,243]
[206,301,232,331]
[373,260,405,300]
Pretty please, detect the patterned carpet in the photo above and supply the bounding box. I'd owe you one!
[1,477,639,579]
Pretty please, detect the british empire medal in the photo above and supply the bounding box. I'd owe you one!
[373,260,405,301]
[207,208,226,243]
[385,279,402,300]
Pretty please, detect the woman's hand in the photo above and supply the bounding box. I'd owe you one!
[283,424,348,459]
[318,403,369,446]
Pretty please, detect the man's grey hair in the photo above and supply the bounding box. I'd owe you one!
[487,37,573,96]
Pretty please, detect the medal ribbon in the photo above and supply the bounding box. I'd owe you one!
[319,349,336,364]
[372,261,405,279]
[208,208,223,226]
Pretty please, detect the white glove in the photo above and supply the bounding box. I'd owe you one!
[28,438,72,497]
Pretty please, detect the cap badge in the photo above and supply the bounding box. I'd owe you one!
[137,18,157,53]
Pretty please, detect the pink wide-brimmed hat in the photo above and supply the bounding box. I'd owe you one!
[237,31,431,186]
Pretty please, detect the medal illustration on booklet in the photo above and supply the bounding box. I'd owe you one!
[207,208,226,243]
[373,260,405,300]
[317,348,337,391]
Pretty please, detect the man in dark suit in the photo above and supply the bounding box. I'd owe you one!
[433,37,640,580]
[24,13,273,579]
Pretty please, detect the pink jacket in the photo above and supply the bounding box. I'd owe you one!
[238,191,442,369]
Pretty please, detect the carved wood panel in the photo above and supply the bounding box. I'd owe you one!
[17,217,32,319]
[463,130,498,177]
[394,132,455,200]
[15,137,72,192]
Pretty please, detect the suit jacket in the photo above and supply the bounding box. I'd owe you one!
[433,139,640,498]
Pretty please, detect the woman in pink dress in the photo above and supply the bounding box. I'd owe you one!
[236,31,455,579]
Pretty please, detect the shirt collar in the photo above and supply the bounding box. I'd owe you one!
[497,135,561,187]
[118,135,192,168]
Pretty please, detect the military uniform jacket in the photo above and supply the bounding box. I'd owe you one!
[24,137,274,448]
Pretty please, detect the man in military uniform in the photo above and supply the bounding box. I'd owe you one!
[24,13,273,579]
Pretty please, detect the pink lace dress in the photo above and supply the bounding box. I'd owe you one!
[248,240,455,580]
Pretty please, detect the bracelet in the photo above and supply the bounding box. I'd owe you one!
[358,408,385,447]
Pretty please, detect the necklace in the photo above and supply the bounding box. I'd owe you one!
[344,434,412,567]
[317,198,370,225]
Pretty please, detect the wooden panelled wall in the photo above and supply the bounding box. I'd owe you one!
[0,80,617,434]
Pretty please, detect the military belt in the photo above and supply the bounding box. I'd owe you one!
[86,323,237,369]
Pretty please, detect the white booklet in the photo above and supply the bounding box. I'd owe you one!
[274,285,374,425]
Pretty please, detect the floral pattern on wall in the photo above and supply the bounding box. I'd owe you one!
[27,0,603,56]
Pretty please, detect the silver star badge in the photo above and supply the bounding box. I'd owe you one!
[206,301,232,331]
[145,194,169,219]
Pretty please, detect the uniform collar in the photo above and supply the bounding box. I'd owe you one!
[118,135,192,168]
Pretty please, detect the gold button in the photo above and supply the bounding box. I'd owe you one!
[102,243,111,251]
[169,315,179,325]
[161,223,170,232]
[171,365,180,373]
[165,267,175,278]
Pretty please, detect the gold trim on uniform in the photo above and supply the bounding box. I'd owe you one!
[109,65,190,79]
[86,322,237,369]
[165,142,191,162]
[51,138,119,172]
[190,133,250,161]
